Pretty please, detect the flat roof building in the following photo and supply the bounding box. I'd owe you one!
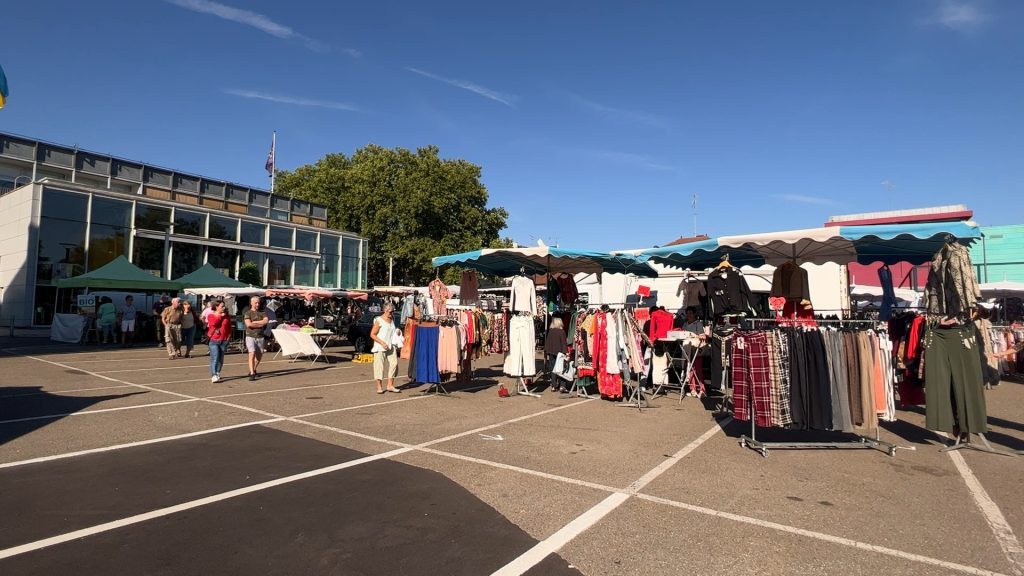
[0,132,367,327]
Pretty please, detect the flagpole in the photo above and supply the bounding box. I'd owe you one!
[270,131,276,194]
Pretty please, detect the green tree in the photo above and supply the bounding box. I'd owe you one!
[238,261,261,287]
[276,145,508,286]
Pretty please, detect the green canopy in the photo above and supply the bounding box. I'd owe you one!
[174,263,250,289]
[55,255,182,291]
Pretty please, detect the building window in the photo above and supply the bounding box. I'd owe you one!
[37,220,86,284]
[247,206,269,218]
[88,197,132,271]
[294,257,317,287]
[135,203,172,232]
[239,250,265,285]
[240,221,266,245]
[209,216,238,242]
[295,230,316,252]
[267,254,292,286]
[41,189,89,221]
[133,237,165,277]
[319,235,340,289]
[271,209,289,222]
[269,226,293,249]
[171,242,203,279]
[174,209,205,237]
[208,247,238,278]
[341,237,361,289]
[361,239,368,289]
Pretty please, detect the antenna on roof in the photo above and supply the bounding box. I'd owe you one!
[691,193,698,237]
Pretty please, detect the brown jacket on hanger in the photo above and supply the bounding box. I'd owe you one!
[770,261,811,304]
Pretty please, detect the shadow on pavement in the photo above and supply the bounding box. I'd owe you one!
[0,387,148,445]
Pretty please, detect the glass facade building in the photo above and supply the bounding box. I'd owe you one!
[0,132,367,326]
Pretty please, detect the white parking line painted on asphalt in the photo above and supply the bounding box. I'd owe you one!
[0,397,591,560]
[0,384,136,398]
[97,359,308,373]
[636,493,1009,576]
[0,419,283,469]
[489,418,728,576]
[0,399,199,425]
[948,450,1024,576]
[207,378,377,400]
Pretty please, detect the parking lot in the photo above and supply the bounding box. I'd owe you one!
[1,338,1022,576]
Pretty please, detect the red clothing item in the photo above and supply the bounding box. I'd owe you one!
[206,312,233,341]
[648,309,675,341]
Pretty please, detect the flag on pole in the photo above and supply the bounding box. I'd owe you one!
[0,64,9,110]
[265,132,275,177]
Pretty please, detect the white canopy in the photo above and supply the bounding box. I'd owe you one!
[184,287,266,297]
[979,281,1024,298]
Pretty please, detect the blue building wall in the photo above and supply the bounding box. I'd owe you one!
[972,225,1024,283]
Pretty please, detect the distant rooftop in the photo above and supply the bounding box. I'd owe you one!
[663,234,710,247]
[826,205,972,227]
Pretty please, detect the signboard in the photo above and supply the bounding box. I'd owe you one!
[77,295,97,308]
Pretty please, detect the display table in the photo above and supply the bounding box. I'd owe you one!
[653,334,706,402]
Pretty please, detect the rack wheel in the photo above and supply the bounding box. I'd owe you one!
[740,439,747,448]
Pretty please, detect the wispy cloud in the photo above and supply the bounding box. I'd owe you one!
[405,67,517,108]
[223,89,361,112]
[774,194,836,206]
[575,150,674,172]
[166,0,358,55]
[925,0,991,34]
[563,92,667,129]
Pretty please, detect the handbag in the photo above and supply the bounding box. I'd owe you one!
[391,329,404,349]
[552,352,575,381]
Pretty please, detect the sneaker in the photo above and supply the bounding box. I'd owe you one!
[249,373,256,381]
[211,374,220,383]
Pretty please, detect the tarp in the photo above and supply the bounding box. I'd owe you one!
[55,255,182,291]
[639,221,982,269]
[50,313,85,343]
[850,284,921,303]
[979,281,1024,298]
[174,263,250,289]
[432,247,658,277]
[265,288,335,302]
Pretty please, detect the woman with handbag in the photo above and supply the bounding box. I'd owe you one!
[371,303,401,394]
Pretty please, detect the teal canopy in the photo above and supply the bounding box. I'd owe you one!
[432,247,658,277]
[638,221,982,270]
[55,255,182,291]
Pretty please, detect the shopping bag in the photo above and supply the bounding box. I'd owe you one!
[553,352,575,381]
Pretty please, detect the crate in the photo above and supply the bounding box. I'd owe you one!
[352,353,373,364]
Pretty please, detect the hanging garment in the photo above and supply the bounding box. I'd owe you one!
[924,325,988,433]
[414,326,440,384]
[503,315,536,376]
[732,331,773,427]
[509,275,537,314]
[648,308,675,341]
[770,261,812,304]
[401,294,418,323]
[924,243,981,319]
[428,278,451,316]
[594,312,623,398]
[556,275,579,306]
[651,344,670,386]
[459,270,479,305]
[707,267,756,318]
[677,277,707,309]
[878,265,897,321]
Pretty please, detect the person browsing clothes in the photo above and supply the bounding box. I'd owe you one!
[371,303,401,394]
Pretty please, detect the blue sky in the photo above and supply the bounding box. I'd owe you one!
[2,1,1021,250]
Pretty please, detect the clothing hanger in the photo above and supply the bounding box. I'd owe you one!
[717,254,733,269]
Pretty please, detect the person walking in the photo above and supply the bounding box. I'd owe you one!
[371,303,401,394]
[120,295,138,347]
[96,296,117,345]
[180,300,202,358]
[242,296,269,381]
[153,295,170,347]
[199,299,216,353]
[206,300,232,382]
[161,297,184,359]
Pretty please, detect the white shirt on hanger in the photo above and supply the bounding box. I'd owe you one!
[510,275,537,315]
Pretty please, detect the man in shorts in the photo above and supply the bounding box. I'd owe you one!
[242,296,269,381]
[120,295,138,347]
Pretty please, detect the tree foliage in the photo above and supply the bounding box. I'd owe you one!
[238,261,261,287]
[276,145,508,286]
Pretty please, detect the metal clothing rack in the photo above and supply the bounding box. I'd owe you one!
[941,433,1023,457]
[739,390,899,458]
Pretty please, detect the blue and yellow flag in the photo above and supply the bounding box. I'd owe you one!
[0,64,8,109]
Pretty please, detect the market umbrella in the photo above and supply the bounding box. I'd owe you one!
[55,255,182,291]
[639,221,982,269]
[432,247,658,277]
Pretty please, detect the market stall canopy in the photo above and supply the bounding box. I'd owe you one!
[979,281,1024,299]
[183,287,266,297]
[55,255,183,291]
[265,288,335,302]
[432,247,658,277]
[174,263,251,289]
[849,284,921,303]
[638,221,982,270]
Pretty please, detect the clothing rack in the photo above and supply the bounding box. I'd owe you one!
[734,324,901,458]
